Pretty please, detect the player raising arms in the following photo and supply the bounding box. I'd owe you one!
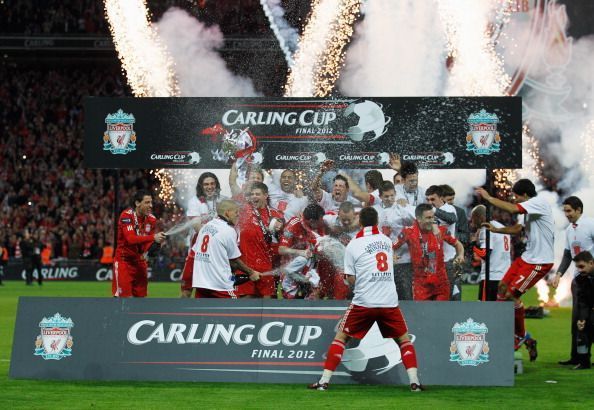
[308,207,424,392]
[475,179,555,361]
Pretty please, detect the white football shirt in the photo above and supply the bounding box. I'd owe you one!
[395,184,426,207]
[318,190,362,213]
[372,203,415,264]
[187,195,227,221]
[436,202,457,262]
[344,226,398,308]
[478,221,512,281]
[565,215,594,276]
[192,218,241,291]
[517,195,555,264]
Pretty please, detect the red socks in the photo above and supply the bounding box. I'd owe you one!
[323,339,346,371]
[398,340,418,369]
[514,302,525,340]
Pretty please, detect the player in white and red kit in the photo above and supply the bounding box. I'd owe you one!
[476,179,555,361]
[112,190,166,298]
[268,169,308,220]
[192,200,261,298]
[308,207,423,392]
[470,205,511,301]
[182,173,226,297]
[373,181,416,300]
[180,222,201,298]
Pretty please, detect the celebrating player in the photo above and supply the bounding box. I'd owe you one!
[476,179,555,361]
[308,207,424,392]
[192,200,261,298]
[393,203,464,301]
[470,205,512,301]
[373,181,416,299]
[112,190,166,298]
[235,182,283,298]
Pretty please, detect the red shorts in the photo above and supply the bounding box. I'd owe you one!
[195,287,238,299]
[235,275,276,297]
[112,258,148,298]
[502,258,553,295]
[180,255,194,292]
[338,304,408,339]
[412,275,450,301]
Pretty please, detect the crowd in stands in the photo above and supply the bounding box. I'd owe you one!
[0,64,188,264]
[0,0,277,36]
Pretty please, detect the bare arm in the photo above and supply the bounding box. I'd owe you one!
[278,246,312,259]
[229,161,242,197]
[454,240,465,264]
[340,172,369,203]
[475,187,520,214]
[345,275,356,287]
[310,160,334,202]
[230,257,260,281]
[482,222,523,236]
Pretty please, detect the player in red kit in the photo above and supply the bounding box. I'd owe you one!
[393,203,465,301]
[112,190,166,297]
[279,204,327,299]
[235,182,284,298]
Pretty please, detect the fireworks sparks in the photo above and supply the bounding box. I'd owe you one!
[492,122,544,197]
[438,0,512,96]
[260,0,299,67]
[105,0,179,97]
[284,0,361,97]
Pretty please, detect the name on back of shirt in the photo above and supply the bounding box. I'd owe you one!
[364,240,391,254]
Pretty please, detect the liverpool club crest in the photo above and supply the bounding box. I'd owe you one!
[103,109,137,155]
[449,318,489,366]
[466,109,501,155]
[34,313,74,360]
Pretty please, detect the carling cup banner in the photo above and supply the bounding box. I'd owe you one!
[84,97,522,169]
[11,298,513,386]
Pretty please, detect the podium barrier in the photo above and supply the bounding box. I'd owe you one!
[10,298,513,386]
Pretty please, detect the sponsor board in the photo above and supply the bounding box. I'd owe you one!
[2,261,184,282]
[85,97,522,169]
[11,299,513,386]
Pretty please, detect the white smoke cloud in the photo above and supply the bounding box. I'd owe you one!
[153,8,259,208]
[339,0,447,96]
[154,8,259,97]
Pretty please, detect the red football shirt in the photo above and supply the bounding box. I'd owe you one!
[393,222,456,280]
[114,208,157,261]
[237,204,283,271]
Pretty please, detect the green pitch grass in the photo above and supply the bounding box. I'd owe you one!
[0,281,589,409]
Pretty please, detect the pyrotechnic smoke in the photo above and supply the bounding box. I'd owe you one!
[260,0,300,67]
[438,0,511,96]
[151,8,259,206]
[155,8,259,97]
[340,0,447,96]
